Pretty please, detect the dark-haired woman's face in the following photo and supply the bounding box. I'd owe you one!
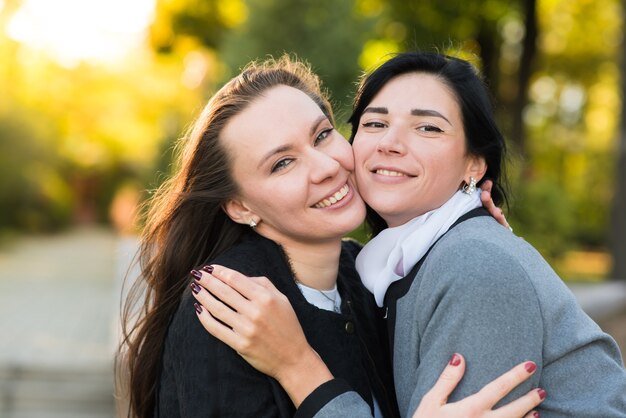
[221,85,366,245]
[352,73,485,227]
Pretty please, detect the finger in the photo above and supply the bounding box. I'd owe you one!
[193,300,245,351]
[203,264,267,300]
[192,268,258,316]
[480,191,511,231]
[422,353,466,405]
[205,270,288,317]
[494,208,511,230]
[475,361,538,409]
[492,388,545,418]
[482,179,494,193]
[480,189,494,210]
[191,281,248,333]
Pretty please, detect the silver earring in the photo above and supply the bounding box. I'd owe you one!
[462,177,477,195]
[249,219,257,229]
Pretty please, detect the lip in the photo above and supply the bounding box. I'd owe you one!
[312,183,354,209]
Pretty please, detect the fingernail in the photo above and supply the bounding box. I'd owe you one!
[449,353,461,366]
[533,412,540,418]
[190,269,202,280]
[202,265,214,273]
[194,302,203,314]
[537,388,546,400]
[524,361,537,373]
[190,282,201,294]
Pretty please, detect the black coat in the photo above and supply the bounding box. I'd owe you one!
[155,233,398,418]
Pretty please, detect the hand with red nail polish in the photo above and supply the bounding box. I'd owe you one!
[412,357,544,418]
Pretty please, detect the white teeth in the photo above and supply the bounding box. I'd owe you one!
[376,169,406,177]
[314,184,350,208]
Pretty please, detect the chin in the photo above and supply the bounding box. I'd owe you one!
[365,200,397,216]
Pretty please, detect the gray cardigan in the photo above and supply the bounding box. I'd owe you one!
[302,211,626,418]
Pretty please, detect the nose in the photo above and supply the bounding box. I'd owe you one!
[310,149,341,184]
[376,127,406,155]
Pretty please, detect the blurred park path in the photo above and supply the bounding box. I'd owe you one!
[0,227,137,418]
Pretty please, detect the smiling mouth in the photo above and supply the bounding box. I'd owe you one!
[313,184,350,208]
[374,169,409,177]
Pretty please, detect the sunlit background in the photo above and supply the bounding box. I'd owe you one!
[6,0,154,66]
[0,0,624,416]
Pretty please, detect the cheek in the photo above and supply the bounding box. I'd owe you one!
[239,179,295,214]
[351,138,369,168]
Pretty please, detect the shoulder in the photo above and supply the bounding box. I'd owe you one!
[165,288,213,347]
[416,217,549,306]
[210,235,263,267]
[206,234,280,277]
[164,239,270,355]
[414,216,586,320]
[427,216,545,283]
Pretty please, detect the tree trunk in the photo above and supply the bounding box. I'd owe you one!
[510,0,538,155]
[609,0,626,280]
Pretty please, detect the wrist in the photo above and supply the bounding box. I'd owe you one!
[276,347,333,407]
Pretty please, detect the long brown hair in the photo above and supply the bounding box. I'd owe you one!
[117,55,334,418]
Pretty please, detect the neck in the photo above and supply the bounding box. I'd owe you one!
[280,239,342,291]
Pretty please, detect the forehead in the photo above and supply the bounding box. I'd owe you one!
[220,85,328,176]
[221,85,324,153]
[369,72,460,113]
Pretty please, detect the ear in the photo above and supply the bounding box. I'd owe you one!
[222,197,259,226]
[465,155,487,183]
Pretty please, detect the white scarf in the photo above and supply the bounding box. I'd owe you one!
[356,190,482,307]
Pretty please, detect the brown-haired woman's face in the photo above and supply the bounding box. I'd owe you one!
[221,85,366,245]
[352,73,485,227]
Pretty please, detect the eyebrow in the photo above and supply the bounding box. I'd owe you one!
[411,109,452,125]
[362,106,452,125]
[257,115,328,169]
[362,107,388,115]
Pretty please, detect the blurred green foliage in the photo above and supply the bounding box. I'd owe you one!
[0,110,72,232]
[0,0,623,277]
